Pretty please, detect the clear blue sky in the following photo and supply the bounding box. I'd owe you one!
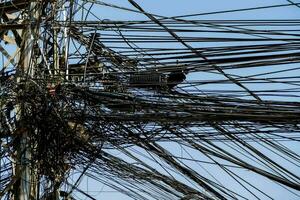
[71,1,300,199]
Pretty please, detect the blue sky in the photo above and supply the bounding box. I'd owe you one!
[70,1,300,199]
[92,0,300,20]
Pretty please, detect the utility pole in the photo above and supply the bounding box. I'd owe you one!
[12,2,41,199]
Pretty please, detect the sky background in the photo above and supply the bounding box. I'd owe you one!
[69,1,300,199]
